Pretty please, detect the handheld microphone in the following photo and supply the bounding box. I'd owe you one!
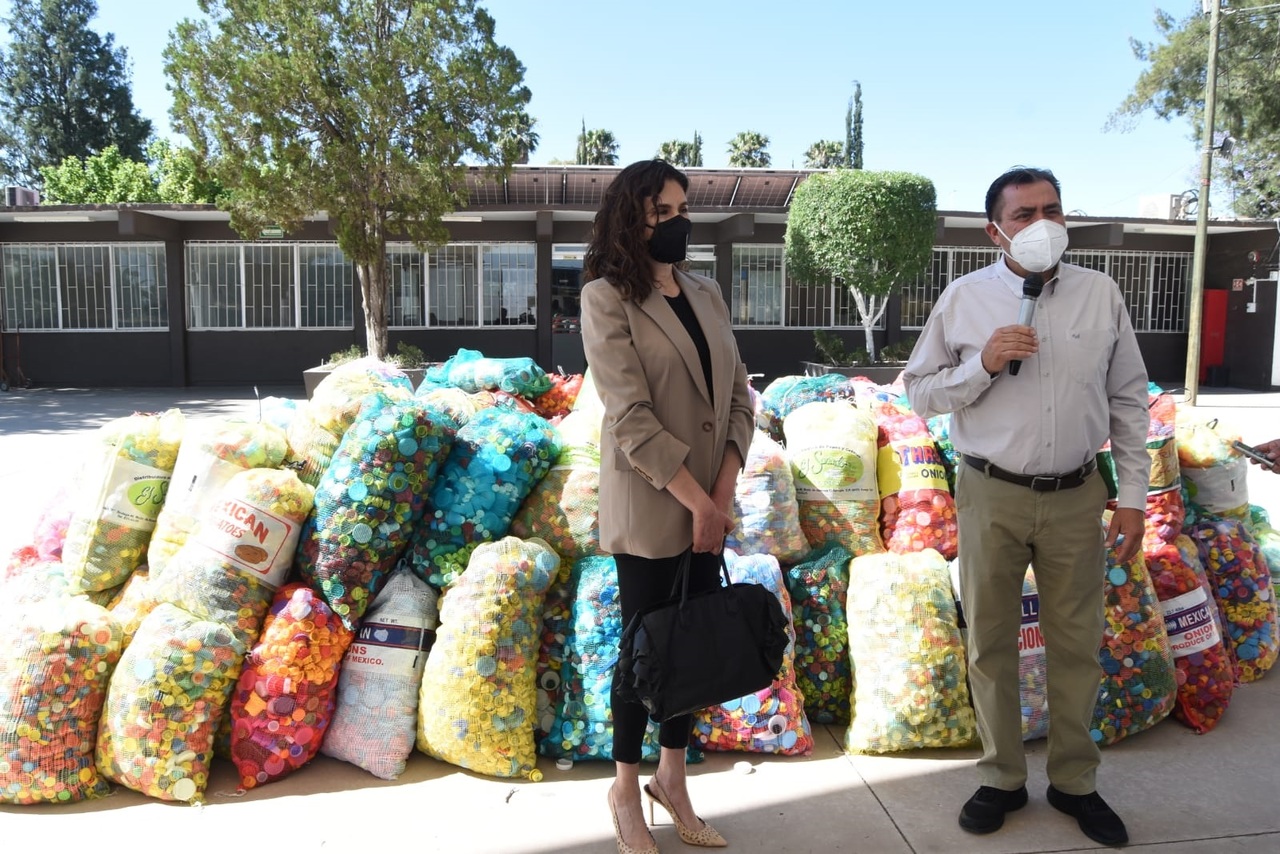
[1009,273,1044,376]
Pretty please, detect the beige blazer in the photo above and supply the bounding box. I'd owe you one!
[580,268,755,559]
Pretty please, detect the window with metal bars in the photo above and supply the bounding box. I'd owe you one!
[186,242,353,329]
[899,247,1192,333]
[0,243,168,330]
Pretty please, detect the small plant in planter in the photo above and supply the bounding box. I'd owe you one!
[325,341,427,370]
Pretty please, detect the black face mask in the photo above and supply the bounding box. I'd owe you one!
[647,215,691,264]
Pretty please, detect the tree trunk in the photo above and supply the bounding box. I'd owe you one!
[357,255,389,360]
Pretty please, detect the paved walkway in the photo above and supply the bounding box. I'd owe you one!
[1,385,1278,853]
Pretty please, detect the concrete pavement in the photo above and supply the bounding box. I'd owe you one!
[1,384,1278,853]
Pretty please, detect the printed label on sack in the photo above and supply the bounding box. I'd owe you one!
[793,446,877,501]
[1146,438,1180,493]
[877,439,949,498]
[1162,587,1221,657]
[344,615,432,675]
[196,497,298,587]
[101,457,172,531]
[1018,592,1044,657]
[1183,457,1249,513]
[164,453,247,522]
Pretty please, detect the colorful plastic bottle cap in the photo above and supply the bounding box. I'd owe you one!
[556,758,573,771]
[734,761,754,775]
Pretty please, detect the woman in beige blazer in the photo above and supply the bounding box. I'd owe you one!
[581,160,754,854]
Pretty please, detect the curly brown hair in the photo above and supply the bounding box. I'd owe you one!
[584,159,689,304]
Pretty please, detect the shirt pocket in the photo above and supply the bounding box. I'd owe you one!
[1068,328,1114,385]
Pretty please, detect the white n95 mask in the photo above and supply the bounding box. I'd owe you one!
[995,218,1069,273]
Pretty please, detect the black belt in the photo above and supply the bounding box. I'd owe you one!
[962,455,1096,492]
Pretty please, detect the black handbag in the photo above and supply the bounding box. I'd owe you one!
[614,551,789,722]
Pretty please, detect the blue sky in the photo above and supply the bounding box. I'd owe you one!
[2,0,1209,217]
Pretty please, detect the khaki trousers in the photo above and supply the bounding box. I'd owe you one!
[955,461,1108,795]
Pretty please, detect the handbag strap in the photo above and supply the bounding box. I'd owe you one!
[666,548,733,607]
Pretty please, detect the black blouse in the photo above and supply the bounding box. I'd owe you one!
[664,289,713,400]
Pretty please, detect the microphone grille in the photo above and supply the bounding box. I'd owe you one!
[1022,273,1044,298]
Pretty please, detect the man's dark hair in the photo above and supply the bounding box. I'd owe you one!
[585,159,689,304]
[984,167,1062,222]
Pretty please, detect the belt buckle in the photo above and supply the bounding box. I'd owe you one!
[1030,475,1061,492]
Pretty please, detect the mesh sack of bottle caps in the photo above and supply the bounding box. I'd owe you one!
[1090,540,1176,747]
[1249,505,1280,589]
[148,419,289,580]
[227,583,354,789]
[321,566,438,780]
[62,409,184,595]
[259,395,300,433]
[106,568,155,650]
[150,468,313,650]
[1186,512,1278,683]
[756,373,855,444]
[425,347,553,399]
[417,537,558,779]
[96,602,246,802]
[1144,536,1235,734]
[724,432,811,565]
[415,384,481,427]
[693,551,813,756]
[535,555,673,763]
[30,479,76,563]
[785,400,885,556]
[1176,414,1252,520]
[784,541,853,725]
[0,596,122,804]
[286,360,415,486]
[872,400,958,559]
[509,409,604,562]
[1016,569,1050,741]
[296,393,458,629]
[531,372,583,424]
[843,549,976,754]
[923,411,958,493]
[1099,390,1185,546]
[406,408,561,589]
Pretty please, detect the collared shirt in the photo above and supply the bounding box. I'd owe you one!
[904,257,1151,509]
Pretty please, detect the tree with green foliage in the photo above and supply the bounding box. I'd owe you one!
[1113,2,1280,217]
[804,140,845,169]
[0,0,152,187]
[577,126,619,165]
[728,130,771,168]
[657,138,698,166]
[786,170,936,362]
[39,145,158,203]
[846,81,864,169]
[165,0,530,360]
[691,130,703,167]
[36,139,224,204]
[502,110,539,165]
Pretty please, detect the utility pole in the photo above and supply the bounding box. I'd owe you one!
[1184,0,1222,405]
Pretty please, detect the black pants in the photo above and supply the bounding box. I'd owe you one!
[611,548,722,765]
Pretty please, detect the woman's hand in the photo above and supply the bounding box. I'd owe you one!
[691,497,733,554]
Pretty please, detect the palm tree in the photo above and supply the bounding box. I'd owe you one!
[577,127,619,165]
[727,131,771,168]
[502,110,539,165]
[804,140,845,169]
[657,139,696,166]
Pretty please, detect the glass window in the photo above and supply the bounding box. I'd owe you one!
[1,245,60,330]
[387,246,426,327]
[187,244,241,328]
[551,244,585,334]
[429,244,478,326]
[114,245,168,329]
[482,243,537,325]
[58,245,112,329]
[730,245,784,326]
[687,245,716,281]
[299,245,353,328]
[243,244,295,328]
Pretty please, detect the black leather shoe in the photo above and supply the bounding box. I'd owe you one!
[958,785,1028,834]
[1047,785,1129,846]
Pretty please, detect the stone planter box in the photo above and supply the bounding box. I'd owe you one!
[799,361,906,385]
[303,365,426,399]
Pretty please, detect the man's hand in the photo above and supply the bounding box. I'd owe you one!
[981,324,1039,375]
[1106,507,1145,564]
[1247,439,1280,473]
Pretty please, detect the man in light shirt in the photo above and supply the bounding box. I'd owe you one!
[904,167,1150,848]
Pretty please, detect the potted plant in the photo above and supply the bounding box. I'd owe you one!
[800,330,917,384]
[303,341,429,399]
